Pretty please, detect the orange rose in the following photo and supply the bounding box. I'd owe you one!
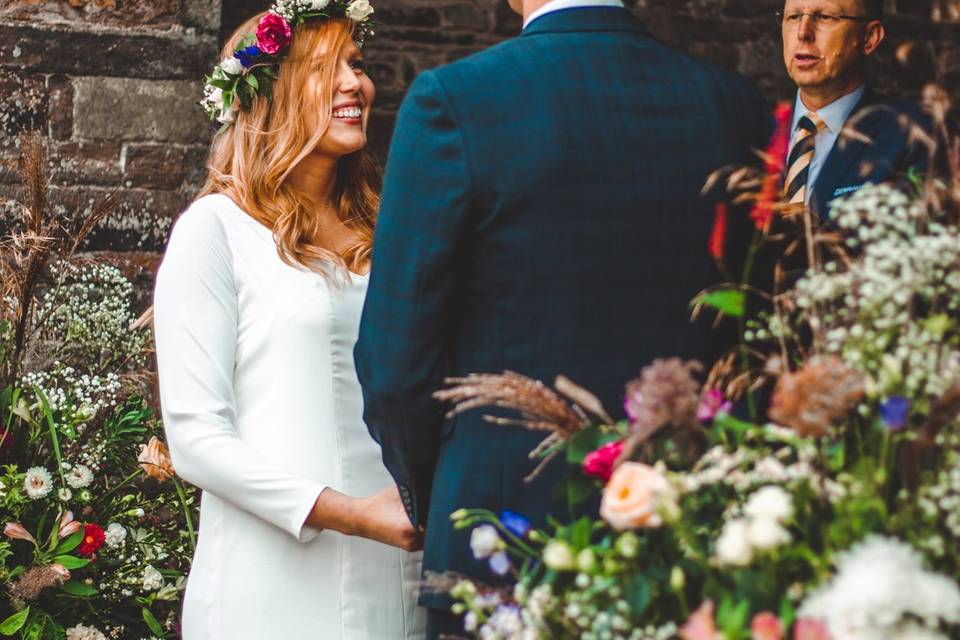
[599,462,674,530]
[138,437,175,482]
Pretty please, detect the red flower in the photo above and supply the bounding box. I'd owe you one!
[256,13,292,55]
[749,102,794,232]
[751,612,784,640]
[708,202,728,260]
[583,440,624,482]
[77,523,105,558]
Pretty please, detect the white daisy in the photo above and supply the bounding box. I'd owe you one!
[24,466,53,500]
[66,464,94,489]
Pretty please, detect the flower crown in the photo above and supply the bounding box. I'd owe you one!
[201,0,375,128]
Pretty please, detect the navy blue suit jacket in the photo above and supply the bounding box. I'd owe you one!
[808,88,932,218]
[355,7,768,608]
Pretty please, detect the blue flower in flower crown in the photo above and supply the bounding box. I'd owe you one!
[234,45,262,69]
[499,510,531,539]
[879,396,910,432]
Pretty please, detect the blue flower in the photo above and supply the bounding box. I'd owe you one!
[499,510,531,539]
[880,396,910,431]
[234,45,262,69]
[488,551,511,576]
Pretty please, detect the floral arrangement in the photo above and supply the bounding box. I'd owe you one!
[433,70,960,639]
[200,0,376,126]
[0,133,195,639]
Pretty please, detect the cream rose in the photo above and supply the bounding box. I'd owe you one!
[219,57,244,76]
[599,462,674,530]
[346,0,374,22]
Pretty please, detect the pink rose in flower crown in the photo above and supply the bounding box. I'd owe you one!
[582,440,624,482]
[750,612,784,640]
[792,619,830,640]
[256,13,292,55]
[599,461,675,530]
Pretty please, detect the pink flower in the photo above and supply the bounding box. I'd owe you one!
[751,612,784,640]
[680,600,720,640]
[698,389,733,422]
[59,511,81,539]
[583,441,624,482]
[793,618,830,640]
[4,523,35,544]
[256,13,292,55]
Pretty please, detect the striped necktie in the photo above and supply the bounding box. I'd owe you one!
[784,113,826,205]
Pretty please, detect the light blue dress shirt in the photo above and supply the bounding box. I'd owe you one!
[789,85,865,202]
[524,0,626,29]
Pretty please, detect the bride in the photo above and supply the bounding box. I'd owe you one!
[153,3,426,638]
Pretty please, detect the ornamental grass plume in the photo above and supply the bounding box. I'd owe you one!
[8,563,70,601]
[768,355,865,438]
[622,358,705,461]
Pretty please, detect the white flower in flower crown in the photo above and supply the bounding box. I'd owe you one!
[220,57,244,76]
[306,0,331,9]
[24,467,53,500]
[142,564,163,591]
[205,86,223,106]
[105,522,127,548]
[66,464,93,489]
[345,0,374,21]
[217,107,237,124]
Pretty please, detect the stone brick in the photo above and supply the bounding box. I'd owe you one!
[181,0,222,33]
[0,0,181,28]
[0,71,46,137]
[442,4,490,30]
[0,23,218,80]
[49,140,123,186]
[123,144,187,190]
[376,6,441,29]
[72,77,213,144]
[46,74,73,140]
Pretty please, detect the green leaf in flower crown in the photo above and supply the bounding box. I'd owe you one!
[245,73,260,91]
[52,555,90,570]
[0,607,29,635]
[239,34,257,48]
[53,531,83,555]
[60,581,97,597]
[142,607,163,637]
[695,289,746,318]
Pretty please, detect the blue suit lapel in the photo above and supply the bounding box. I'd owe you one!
[522,6,648,36]
[810,89,884,217]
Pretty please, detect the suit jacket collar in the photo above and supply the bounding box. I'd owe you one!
[810,87,886,217]
[522,6,647,36]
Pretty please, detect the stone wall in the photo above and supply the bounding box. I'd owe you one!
[1,0,957,252]
[0,0,220,252]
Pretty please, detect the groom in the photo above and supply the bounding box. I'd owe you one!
[355,0,769,636]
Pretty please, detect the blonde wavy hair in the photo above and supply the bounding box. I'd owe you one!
[199,13,379,277]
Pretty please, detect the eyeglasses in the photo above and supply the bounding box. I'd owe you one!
[775,11,872,30]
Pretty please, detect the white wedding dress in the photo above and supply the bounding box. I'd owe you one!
[153,194,426,639]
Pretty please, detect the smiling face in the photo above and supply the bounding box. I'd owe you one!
[308,39,375,159]
[782,0,884,109]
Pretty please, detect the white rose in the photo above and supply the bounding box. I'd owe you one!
[746,517,792,551]
[307,0,331,9]
[345,0,374,22]
[142,564,163,591]
[105,522,127,548]
[716,519,753,566]
[469,524,502,560]
[744,485,794,523]
[542,541,576,571]
[220,57,244,76]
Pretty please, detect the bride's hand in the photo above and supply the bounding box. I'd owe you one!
[353,485,424,552]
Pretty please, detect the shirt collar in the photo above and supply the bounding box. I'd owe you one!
[791,85,866,134]
[524,0,626,29]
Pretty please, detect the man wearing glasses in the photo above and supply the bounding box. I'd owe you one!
[779,0,931,217]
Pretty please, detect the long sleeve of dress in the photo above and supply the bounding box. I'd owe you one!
[153,202,327,542]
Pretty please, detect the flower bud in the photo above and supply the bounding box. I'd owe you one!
[615,532,640,559]
[543,541,576,572]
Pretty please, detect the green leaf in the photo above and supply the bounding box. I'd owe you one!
[624,575,651,617]
[717,597,750,635]
[142,607,163,637]
[697,289,746,318]
[565,474,598,512]
[566,425,606,465]
[53,531,83,555]
[0,607,29,635]
[60,580,97,597]
[245,73,260,91]
[570,517,593,549]
[53,555,90,570]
